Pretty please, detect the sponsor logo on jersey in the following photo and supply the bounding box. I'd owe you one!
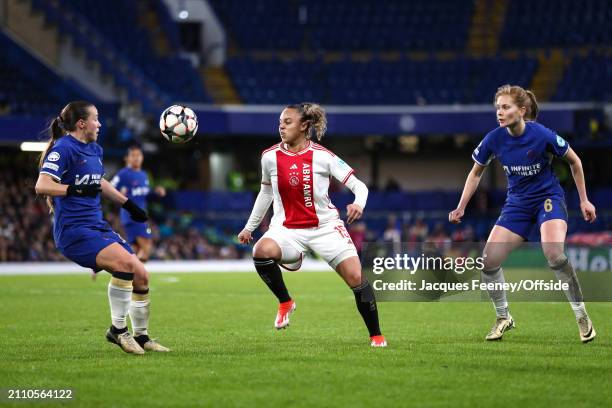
[42,162,59,171]
[75,173,102,185]
[290,163,298,170]
[556,135,566,147]
[47,151,61,162]
[302,163,313,207]
[131,186,150,196]
[502,163,542,176]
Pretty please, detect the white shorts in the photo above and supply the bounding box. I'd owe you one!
[261,220,358,271]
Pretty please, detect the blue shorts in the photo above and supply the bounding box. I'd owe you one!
[123,222,152,244]
[59,225,133,272]
[496,196,568,240]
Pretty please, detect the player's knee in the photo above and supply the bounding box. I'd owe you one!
[113,255,139,274]
[344,271,362,288]
[133,266,149,288]
[481,250,502,272]
[253,240,281,260]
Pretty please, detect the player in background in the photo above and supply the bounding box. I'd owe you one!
[111,145,166,262]
[237,102,386,347]
[35,101,170,354]
[449,85,597,343]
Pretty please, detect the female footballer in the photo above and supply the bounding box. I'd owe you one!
[237,102,386,347]
[35,101,169,354]
[449,85,597,343]
[111,145,166,262]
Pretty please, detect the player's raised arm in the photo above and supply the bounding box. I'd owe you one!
[101,178,148,222]
[449,162,486,224]
[564,147,596,222]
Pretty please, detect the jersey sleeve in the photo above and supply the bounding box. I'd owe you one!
[329,155,355,184]
[472,134,495,166]
[110,171,124,190]
[39,145,70,181]
[261,154,271,185]
[543,127,570,157]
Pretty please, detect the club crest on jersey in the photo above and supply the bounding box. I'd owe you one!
[556,135,566,147]
[288,163,300,188]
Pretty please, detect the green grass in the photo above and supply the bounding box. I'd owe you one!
[1,272,611,407]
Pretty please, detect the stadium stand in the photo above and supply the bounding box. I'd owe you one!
[1,0,610,262]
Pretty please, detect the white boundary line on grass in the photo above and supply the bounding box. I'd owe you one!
[0,260,334,275]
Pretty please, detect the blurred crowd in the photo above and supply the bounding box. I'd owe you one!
[0,164,475,263]
[0,157,245,262]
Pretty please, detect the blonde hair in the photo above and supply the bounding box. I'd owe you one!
[286,102,327,141]
[494,84,539,121]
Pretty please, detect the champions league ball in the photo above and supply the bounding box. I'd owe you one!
[159,105,198,143]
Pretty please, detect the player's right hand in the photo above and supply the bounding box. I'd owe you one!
[67,183,102,197]
[448,207,464,224]
[122,199,148,222]
[237,229,253,244]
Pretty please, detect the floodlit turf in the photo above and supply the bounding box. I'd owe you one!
[0,272,611,407]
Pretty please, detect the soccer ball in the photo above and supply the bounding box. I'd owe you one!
[159,105,198,143]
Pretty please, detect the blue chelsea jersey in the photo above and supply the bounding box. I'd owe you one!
[39,135,107,247]
[472,122,569,205]
[111,167,150,224]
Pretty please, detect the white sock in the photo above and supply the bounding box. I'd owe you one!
[482,266,508,318]
[549,255,588,320]
[108,276,133,330]
[129,291,150,337]
[571,302,588,319]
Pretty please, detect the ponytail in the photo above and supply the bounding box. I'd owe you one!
[38,116,64,170]
[286,102,328,141]
[525,90,539,121]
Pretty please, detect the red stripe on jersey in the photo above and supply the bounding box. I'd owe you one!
[312,143,335,156]
[342,169,355,184]
[276,149,319,229]
[261,144,280,156]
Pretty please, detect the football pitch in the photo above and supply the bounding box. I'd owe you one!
[1,271,611,407]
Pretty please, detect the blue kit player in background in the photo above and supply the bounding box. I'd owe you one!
[449,85,597,343]
[111,145,166,262]
[35,101,170,355]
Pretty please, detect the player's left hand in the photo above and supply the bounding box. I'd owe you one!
[122,199,148,222]
[237,229,253,244]
[580,200,597,223]
[155,186,166,197]
[346,204,363,224]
